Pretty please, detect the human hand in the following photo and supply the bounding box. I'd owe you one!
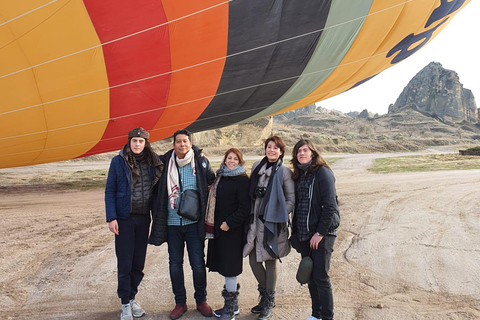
[310,233,323,250]
[220,221,230,232]
[108,220,119,235]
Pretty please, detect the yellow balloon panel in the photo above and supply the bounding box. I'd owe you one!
[0,108,47,168]
[0,67,42,114]
[34,121,110,165]
[8,1,97,65]
[0,1,59,21]
[0,1,110,167]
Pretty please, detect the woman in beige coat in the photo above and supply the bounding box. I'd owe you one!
[243,136,295,320]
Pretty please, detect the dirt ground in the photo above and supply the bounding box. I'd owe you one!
[0,152,479,320]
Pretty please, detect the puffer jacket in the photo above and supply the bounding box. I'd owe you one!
[148,145,215,245]
[243,161,295,262]
[105,150,156,222]
[291,166,340,243]
[130,161,151,214]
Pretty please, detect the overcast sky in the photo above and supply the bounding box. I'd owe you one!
[317,1,479,115]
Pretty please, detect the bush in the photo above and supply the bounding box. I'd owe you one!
[393,133,404,140]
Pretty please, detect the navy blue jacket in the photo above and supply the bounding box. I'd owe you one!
[105,150,156,222]
[148,146,215,245]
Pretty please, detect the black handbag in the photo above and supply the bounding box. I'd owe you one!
[178,189,200,221]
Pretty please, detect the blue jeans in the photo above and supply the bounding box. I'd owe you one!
[297,235,336,320]
[167,223,207,305]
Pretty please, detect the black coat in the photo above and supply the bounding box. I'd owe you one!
[148,146,215,246]
[292,166,340,242]
[206,174,250,277]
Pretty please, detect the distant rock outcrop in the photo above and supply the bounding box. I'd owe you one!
[346,111,360,118]
[390,62,478,123]
[358,109,373,119]
[193,117,273,149]
[273,104,317,122]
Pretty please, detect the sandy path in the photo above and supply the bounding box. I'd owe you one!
[0,153,479,320]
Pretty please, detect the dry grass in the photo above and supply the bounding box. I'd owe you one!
[369,154,480,173]
[0,169,108,191]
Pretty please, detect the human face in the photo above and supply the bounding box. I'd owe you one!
[173,134,192,159]
[296,144,313,165]
[225,152,240,170]
[130,137,146,154]
[265,141,281,162]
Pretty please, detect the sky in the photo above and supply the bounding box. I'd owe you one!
[317,0,479,115]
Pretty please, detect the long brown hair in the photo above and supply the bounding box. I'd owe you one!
[264,136,286,160]
[223,148,245,165]
[291,139,329,181]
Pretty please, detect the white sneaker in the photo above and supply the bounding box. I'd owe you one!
[130,299,146,318]
[307,316,321,320]
[121,303,133,320]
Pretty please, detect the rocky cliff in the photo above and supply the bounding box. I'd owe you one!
[389,62,478,123]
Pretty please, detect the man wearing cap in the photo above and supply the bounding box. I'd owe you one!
[105,127,164,320]
[149,129,215,320]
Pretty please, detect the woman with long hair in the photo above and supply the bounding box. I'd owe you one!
[290,139,340,320]
[206,148,251,320]
[243,136,295,320]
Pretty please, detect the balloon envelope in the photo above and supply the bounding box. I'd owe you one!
[0,0,471,168]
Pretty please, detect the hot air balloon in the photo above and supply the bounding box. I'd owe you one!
[0,0,471,168]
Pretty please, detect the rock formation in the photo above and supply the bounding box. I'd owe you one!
[358,109,372,119]
[273,104,317,121]
[390,62,478,123]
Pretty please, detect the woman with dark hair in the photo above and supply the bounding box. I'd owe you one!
[290,139,340,320]
[243,136,295,320]
[206,148,251,320]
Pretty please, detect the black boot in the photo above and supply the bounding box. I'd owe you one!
[251,285,267,314]
[218,289,239,320]
[214,284,240,317]
[257,290,275,320]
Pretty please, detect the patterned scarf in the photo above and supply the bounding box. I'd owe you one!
[167,148,196,210]
[205,163,246,239]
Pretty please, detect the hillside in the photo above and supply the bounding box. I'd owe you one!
[191,107,480,156]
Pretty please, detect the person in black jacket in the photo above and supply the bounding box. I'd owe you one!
[205,148,251,320]
[148,129,215,320]
[290,139,340,320]
[105,127,163,320]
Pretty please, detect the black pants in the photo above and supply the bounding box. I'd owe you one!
[297,235,335,320]
[115,215,150,304]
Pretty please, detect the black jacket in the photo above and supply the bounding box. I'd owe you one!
[148,145,215,245]
[292,166,340,242]
[206,174,251,277]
